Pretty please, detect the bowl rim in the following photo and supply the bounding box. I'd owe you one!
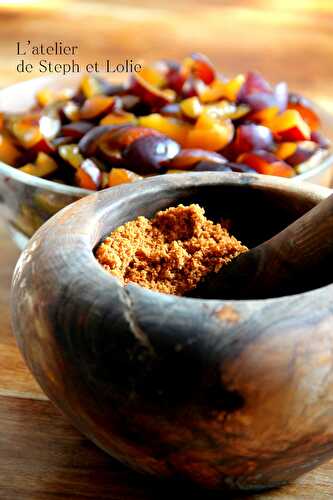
[0,160,91,196]
[0,75,332,195]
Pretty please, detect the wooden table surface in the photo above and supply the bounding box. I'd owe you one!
[0,1,333,498]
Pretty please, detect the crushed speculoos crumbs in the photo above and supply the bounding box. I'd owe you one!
[95,204,248,296]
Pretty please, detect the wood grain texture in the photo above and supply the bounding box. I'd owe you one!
[0,1,333,498]
[10,173,333,492]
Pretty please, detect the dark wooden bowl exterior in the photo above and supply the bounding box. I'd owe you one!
[10,172,333,491]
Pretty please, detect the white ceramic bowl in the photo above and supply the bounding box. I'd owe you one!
[0,76,332,248]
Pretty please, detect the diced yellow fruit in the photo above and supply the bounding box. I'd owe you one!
[275,142,297,160]
[180,97,202,119]
[138,66,166,88]
[80,74,103,98]
[63,101,81,122]
[11,121,42,149]
[36,87,75,107]
[251,106,279,125]
[100,112,137,126]
[20,153,58,177]
[270,109,311,141]
[139,114,190,146]
[36,152,58,169]
[185,121,234,151]
[36,88,55,107]
[0,133,22,166]
[58,144,83,168]
[80,96,114,120]
[201,75,245,103]
[109,168,142,187]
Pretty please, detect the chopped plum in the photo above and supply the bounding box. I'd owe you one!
[130,74,175,108]
[139,114,190,145]
[123,134,180,174]
[20,152,58,178]
[238,71,272,100]
[188,53,216,85]
[80,96,116,120]
[59,144,84,168]
[0,132,22,166]
[78,124,131,156]
[109,168,142,186]
[233,124,274,154]
[271,109,311,141]
[75,158,102,190]
[311,130,331,149]
[238,150,295,177]
[288,93,320,131]
[100,111,137,126]
[61,121,94,140]
[164,149,226,169]
[186,119,234,151]
[284,141,318,166]
[180,97,202,119]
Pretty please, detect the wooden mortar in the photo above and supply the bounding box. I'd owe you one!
[10,172,333,491]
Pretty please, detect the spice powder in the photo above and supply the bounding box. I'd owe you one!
[95,204,248,296]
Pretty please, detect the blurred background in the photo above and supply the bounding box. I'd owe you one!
[0,0,332,112]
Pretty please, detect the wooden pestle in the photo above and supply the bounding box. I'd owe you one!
[191,193,333,300]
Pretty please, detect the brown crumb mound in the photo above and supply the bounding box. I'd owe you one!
[95,204,248,296]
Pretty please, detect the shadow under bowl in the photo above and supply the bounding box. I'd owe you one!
[11,172,333,491]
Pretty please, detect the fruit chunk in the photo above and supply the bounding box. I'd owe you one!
[288,93,320,131]
[62,101,81,121]
[233,124,274,154]
[275,142,297,160]
[200,75,245,103]
[238,150,295,177]
[165,61,187,94]
[202,101,249,121]
[283,141,318,166]
[238,72,287,112]
[59,144,84,168]
[165,149,226,169]
[138,66,166,88]
[139,114,190,145]
[75,158,102,190]
[270,109,311,141]
[123,134,180,174]
[130,74,175,108]
[80,96,115,120]
[78,124,152,157]
[36,87,74,107]
[180,97,202,119]
[239,71,272,99]
[80,75,104,98]
[186,53,216,84]
[181,77,207,99]
[186,115,234,151]
[249,106,279,125]
[0,133,22,166]
[109,168,142,186]
[10,113,43,149]
[100,111,137,126]
[61,121,94,139]
[39,112,61,140]
[20,152,58,177]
